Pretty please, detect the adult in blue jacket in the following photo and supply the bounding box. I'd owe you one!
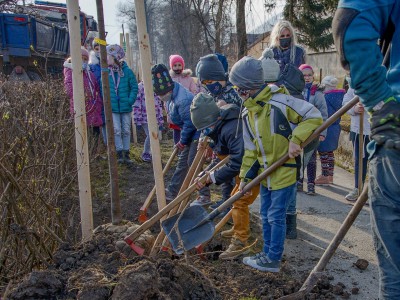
[333,2,400,299]
[152,64,209,201]
[106,44,138,164]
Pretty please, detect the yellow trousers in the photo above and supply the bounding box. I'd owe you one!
[231,177,260,242]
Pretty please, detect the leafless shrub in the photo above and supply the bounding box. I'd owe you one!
[0,77,80,286]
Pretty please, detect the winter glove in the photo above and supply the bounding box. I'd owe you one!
[176,141,185,151]
[370,98,400,150]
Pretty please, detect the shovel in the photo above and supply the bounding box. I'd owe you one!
[278,184,369,300]
[138,147,179,223]
[161,96,360,253]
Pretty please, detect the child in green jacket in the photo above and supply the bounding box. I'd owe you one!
[229,56,322,272]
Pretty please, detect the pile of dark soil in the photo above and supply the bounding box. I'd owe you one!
[5,221,352,300]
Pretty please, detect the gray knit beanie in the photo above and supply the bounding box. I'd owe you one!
[229,56,264,90]
[196,54,226,82]
[190,93,220,130]
[260,48,280,82]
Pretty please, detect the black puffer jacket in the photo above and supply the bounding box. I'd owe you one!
[207,104,244,185]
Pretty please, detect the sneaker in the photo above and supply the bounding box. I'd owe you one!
[221,228,234,238]
[242,252,264,265]
[306,183,315,195]
[219,238,250,260]
[190,195,212,206]
[315,175,331,185]
[141,153,152,162]
[297,181,303,192]
[210,199,225,209]
[345,188,359,202]
[243,252,281,272]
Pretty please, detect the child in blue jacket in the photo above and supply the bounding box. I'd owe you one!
[106,44,138,164]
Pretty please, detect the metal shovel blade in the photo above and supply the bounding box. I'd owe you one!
[161,205,215,254]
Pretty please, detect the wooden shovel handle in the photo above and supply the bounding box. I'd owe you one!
[139,147,179,211]
[124,156,230,243]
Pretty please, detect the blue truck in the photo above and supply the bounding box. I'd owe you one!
[0,1,97,78]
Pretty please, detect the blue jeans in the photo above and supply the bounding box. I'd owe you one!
[142,123,151,154]
[167,141,210,198]
[112,112,131,151]
[369,146,400,299]
[259,183,296,261]
[350,132,370,188]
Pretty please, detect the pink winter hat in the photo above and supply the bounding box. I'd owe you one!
[169,54,185,69]
[81,47,89,59]
[299,64,313,72]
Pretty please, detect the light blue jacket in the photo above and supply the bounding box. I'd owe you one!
[109,62,138,113]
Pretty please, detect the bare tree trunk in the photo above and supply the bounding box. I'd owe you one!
[214,0,225,52]
[236,0,247,59]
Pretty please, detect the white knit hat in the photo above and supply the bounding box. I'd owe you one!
[321,75,338,88]
[260,48,280,82]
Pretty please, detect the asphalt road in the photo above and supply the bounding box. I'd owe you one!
[250,165,379,299]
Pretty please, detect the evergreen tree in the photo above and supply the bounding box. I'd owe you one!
[284,0,338,51]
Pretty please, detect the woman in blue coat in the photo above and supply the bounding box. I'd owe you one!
[106,44,138,164]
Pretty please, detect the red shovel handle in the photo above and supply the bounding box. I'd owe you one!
[125,238,145,256]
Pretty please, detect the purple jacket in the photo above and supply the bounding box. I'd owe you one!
[64,62,103,127]
[133,82,164,126]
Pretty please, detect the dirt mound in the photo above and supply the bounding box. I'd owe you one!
[5,222,219,300]
[5,220,354,300]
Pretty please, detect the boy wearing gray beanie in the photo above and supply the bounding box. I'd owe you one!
[230,56,323,272]
[196,54,242,108]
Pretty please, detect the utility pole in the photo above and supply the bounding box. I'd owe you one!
[66,0,93,241]
[95,0,122,224]
[134,0,167,215]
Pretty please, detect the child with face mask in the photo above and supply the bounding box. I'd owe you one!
[64,47,104,150]
[196,54,242,108]
[106,44,138,165]
[167,55,196,146]
[269,20,306,72]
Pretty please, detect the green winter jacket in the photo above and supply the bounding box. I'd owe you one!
[109,62,138,113]
[240,85,323,190]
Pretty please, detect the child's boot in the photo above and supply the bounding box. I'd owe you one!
[220,227,234,239]
[124,151,134,165]
[117,151,124,164]
[315,174,331,185]
[219,238,249,260]
[286,214,297,239]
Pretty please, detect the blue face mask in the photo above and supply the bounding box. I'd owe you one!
[82,63,88,70]
[202,127,214,136]
[206,82,223,96]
